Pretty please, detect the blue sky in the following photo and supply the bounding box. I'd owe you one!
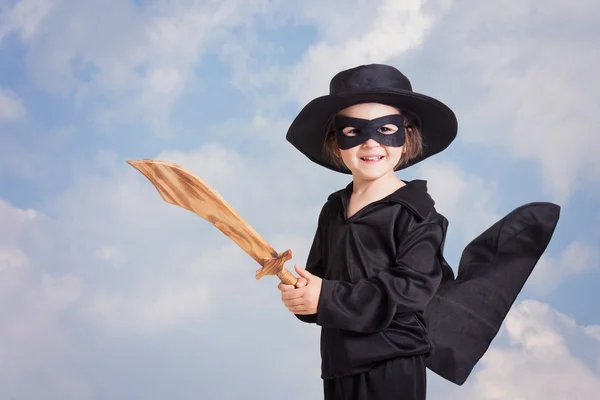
[1,0,599,399]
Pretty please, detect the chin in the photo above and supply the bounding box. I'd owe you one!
[360,171,390,181]
[351,164,395,180]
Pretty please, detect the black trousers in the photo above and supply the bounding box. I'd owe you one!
[323,356,426,400]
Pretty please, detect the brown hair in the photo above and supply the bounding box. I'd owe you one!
[322,108,424,170]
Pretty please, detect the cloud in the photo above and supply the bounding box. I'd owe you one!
[216,0,600,211]
[41,155,216,335]
[217,0,600,206]
[443,0,600,202]
[0,87,26,122]
[416,160,501,240]
[36,135,334,337]
[408,160,597,300]
[0,132,323,396]
[527,241,599,297]
[283,0,444,105]
[0,0,57,42]
[1,0,274,136]
[220,0,453,109]
[1,1,598,398]
[0,199,91,399]
[0,125,75,179]
[586,326,600,342]
[79,259,212,336]
[450,300,600,399]
[0,133,332,397]
[2,144,596,396]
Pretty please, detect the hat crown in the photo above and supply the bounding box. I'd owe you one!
[329,63,413,95]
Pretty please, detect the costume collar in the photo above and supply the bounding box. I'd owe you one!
[327,179,436,220]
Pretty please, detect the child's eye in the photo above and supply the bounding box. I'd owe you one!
[342,127,359,136]
[378,124,398,134]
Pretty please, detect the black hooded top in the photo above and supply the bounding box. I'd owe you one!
[295,179,560,385]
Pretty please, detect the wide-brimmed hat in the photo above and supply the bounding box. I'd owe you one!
[285,63,458,173]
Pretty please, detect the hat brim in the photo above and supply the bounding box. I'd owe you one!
[286,89,458,174]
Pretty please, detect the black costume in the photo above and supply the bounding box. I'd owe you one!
[285,64,561,399]
[296,180,448,380]
[295,180,559,399]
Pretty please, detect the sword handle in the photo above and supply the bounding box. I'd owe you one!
[276,267,299,286]
[257,249,298,285]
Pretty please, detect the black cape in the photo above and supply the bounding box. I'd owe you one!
[297,180,560,385]
[423,201,561,385]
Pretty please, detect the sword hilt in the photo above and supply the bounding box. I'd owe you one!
[256,249,298,286]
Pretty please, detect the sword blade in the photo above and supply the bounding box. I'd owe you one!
[127,159,297,285]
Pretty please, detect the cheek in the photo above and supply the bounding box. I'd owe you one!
[339,148,356,162]
[387,146,405,164]
[387,146,405,161]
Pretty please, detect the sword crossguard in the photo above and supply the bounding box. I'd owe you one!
[257,249,298,286]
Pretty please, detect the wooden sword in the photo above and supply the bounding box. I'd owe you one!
[127,159,298,286]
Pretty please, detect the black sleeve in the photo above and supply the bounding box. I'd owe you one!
[294,205,327,324]
[315,216,444,333]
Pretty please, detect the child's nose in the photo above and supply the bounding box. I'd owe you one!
[363,138,380,147]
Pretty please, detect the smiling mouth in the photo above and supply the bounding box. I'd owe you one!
[361,156,384,161]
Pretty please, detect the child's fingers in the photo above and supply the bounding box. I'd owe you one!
[281,288,305,300]
[288,306,311,314]
[283,297,305,307]
[278,283,295,291]
[295,277,308,288]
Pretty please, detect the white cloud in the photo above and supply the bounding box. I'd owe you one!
[586,326,600,342]
[42,158,217,335]
[0,135,332,396]
[0,87,26,121]
[0,248,27,270]
[221,0,600,203]
[449,300,600,400]
[0,198,38,248]
[0,272,92,400]
[528,241,599,296]
[407,161,597,300]
[155,143,247,190]
[0,124,75,179]
[95,245,126,266]
[284,0,441,105]
[0,0,57,42]
[221,0,453,108]
[1,0,275,135]
[154,139,342,232]
[445,0,600,202]
[80,273,211,336]
[33,138,334,337]
[0,199,91,399]
[416,160,500,240]
[1,1,598,398]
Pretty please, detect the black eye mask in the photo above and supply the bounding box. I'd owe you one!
[334,114,406,150]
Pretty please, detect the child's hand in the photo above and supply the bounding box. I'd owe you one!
[277,264,308,292]
[280,265,322,315]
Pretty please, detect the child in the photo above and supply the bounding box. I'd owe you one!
[279,64,560,400]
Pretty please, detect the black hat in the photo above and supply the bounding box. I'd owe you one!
[285,63,458,173]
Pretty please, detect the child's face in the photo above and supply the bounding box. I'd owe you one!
[336,102,406,180]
